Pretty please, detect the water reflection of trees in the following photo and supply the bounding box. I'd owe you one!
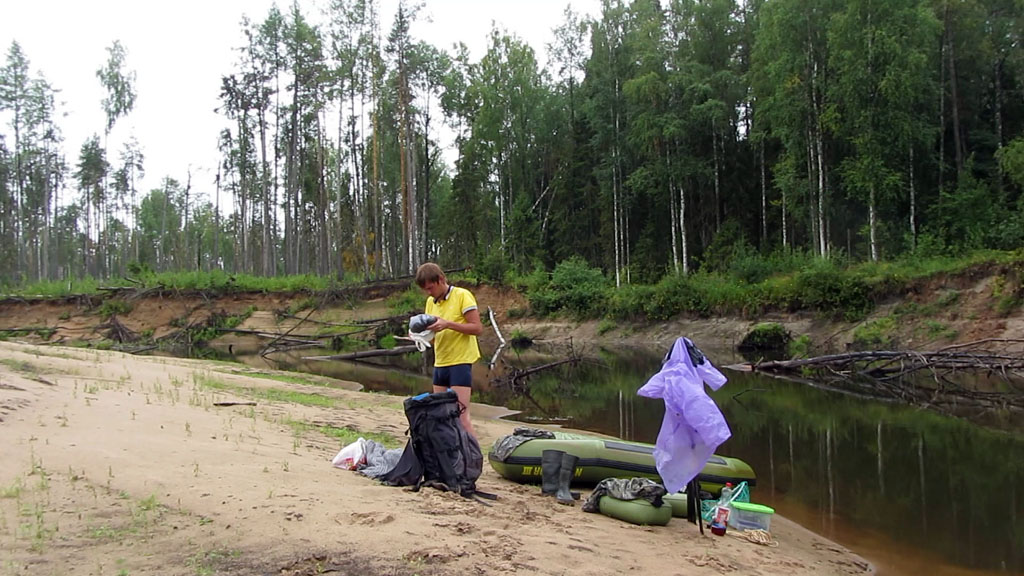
[716,372,1023,573]
[483,345,666,441]
[485,346,1022,573]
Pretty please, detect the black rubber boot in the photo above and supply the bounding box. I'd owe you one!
[541,450,563,497]
[556,452,579,505]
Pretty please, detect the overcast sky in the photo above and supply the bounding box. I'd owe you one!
[1,0,599,205]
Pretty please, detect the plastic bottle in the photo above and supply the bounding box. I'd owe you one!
[720,482,734,504]
[710,505,730,536]
[714,482,735,533]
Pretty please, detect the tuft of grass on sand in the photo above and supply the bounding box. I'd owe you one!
[195,376,337,408]
[0,358,39,375]
[285,419,399,449]
[0,478,23,499]
[230,370,333,389]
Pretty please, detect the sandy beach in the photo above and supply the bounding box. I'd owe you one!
[0,340,874,575]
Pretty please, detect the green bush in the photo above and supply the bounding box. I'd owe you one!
[97,299,133,318]
[738,323,791,351]
[794,262,872,321]
[387,287,423,316]
[788,334,812,358]
[510,329,534,347]
[852,318,897,350]
[526,257,609,318]
[475,251,511,283]
[728,251,775,285]
[506,307,528,319]
[527,287,558,316]
[644,273,711,320]
[606,284,654,320]
[701,219,748,274]
[288,297,318,315]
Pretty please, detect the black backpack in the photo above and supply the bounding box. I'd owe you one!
[380,390,494,500]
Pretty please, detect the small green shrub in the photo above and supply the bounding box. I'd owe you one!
[475,251,511,283]
[597,318,616,335]
[223,307,255,329]
[93,339,115,350]
[937,290,960,307]
[738,322,791,351]
[852,318,897,350]
[606,284,654,320]
[316,424,399,449]
[97,299,133,319]
[728,252,775,285]
[331,335,367,352]
[788,334,812,358]
[794,263,872,321]
[924,320,958,340]
[287,297,318,315]
[995,294,1021,316]
[644,273,711,320]
[387,287,423,316]
[526,257,609,317]
[510,329,533,348]
[506,307,528,319]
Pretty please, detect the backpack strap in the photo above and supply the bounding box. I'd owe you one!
[424,411,462,490]
[466,489,498,506]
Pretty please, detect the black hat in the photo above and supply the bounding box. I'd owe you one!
[409,314,438,333]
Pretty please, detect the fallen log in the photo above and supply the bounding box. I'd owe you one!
[261,302,323,357]
[215,328,321,345]
[727,339,1024,413]
[731,349,1024,380]
[491,356,581,395]
[303,345,419,361]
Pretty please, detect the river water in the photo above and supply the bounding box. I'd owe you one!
[222,338,1023,576]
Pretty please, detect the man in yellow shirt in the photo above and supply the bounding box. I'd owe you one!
[415,262,482,439]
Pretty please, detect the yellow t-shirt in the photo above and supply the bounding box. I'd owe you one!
[425,285,481,367]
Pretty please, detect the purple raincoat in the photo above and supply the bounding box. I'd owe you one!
[637,337,730,493]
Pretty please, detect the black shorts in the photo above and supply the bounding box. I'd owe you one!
[433,364,473,388]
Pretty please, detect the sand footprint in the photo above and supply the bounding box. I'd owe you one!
[344,510,395,525]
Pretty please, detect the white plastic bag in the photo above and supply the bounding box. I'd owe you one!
[409,330,434,352]
[332,437,367,470]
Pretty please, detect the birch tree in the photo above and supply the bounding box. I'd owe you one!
[95,40,136,276]
[829,0,939,260]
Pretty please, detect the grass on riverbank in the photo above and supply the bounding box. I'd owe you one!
[519,250,1024,322]
[3,250,1023,324]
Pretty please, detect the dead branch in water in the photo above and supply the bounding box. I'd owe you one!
[491,355,582,395]
[727,339,1024,412]
[261,301,323,357]
[303,345,419,361]
[214,327,321,343]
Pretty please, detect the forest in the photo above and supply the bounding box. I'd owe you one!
[1,0,1022,288]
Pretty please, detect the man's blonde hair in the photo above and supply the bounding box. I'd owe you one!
[415,262,445,287]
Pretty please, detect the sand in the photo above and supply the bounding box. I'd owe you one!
[0,340,873,576]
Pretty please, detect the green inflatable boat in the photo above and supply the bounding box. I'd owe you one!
[488,435,755,496]
[599,496,673,526]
